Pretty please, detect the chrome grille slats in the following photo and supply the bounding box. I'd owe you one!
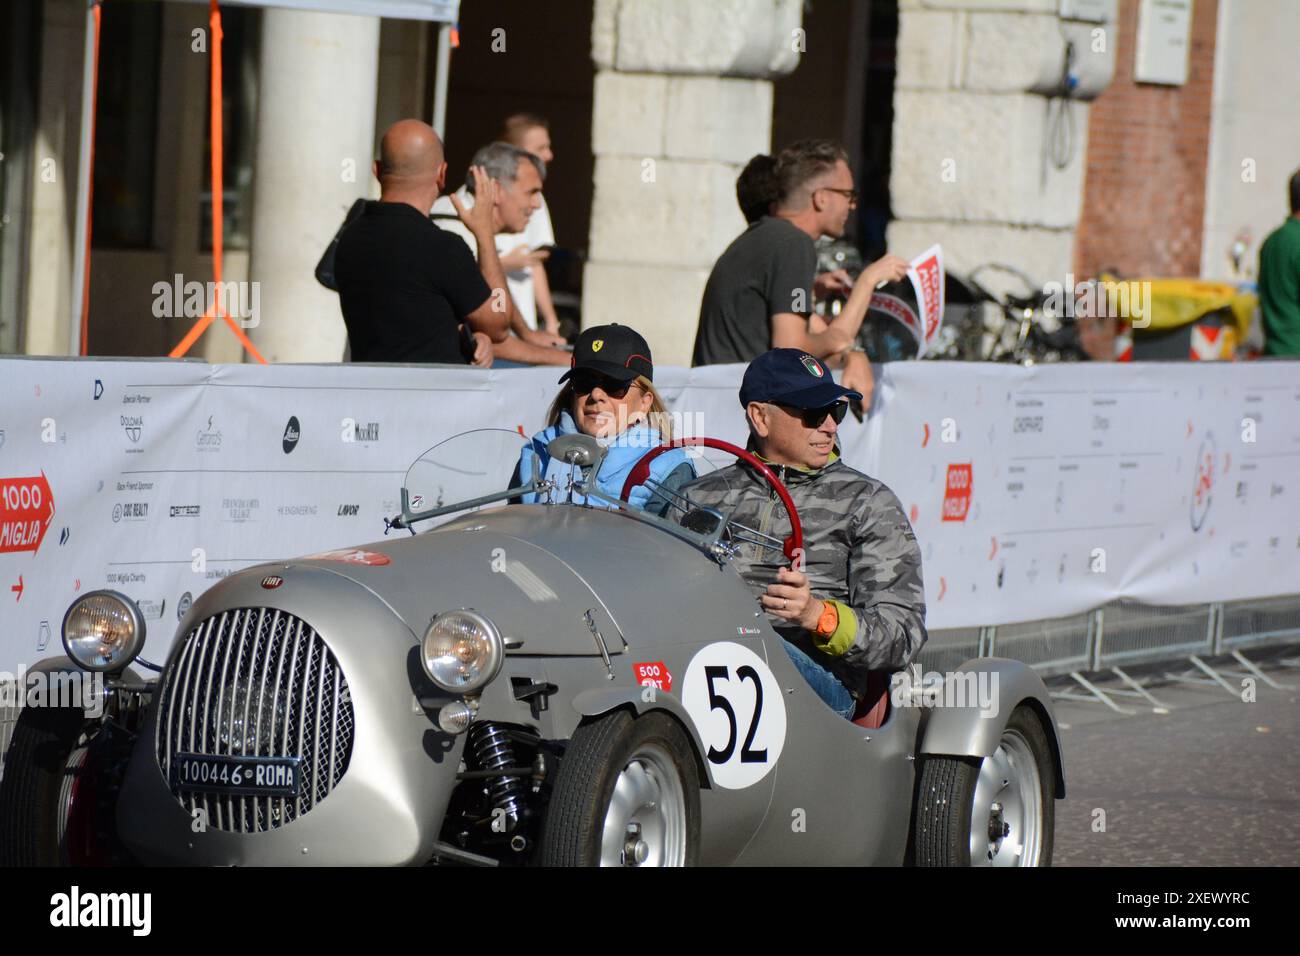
[249,610,281,832]
[156,607,354,833]
[311,635,327,806]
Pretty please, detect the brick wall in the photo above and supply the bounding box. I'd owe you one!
[1074,0,1218,278]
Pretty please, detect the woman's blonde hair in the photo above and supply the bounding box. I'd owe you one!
[547,376,675,441]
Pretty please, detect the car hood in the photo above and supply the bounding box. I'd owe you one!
[281,510,627,656]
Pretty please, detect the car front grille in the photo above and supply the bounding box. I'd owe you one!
[154,608,354,833]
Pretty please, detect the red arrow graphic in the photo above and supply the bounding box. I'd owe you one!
[922,423,931,448]
[11,575,23,602]
[0,472,56,555]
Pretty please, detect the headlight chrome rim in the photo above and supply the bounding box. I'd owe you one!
[422,609,504,694]
[61,590,146,673]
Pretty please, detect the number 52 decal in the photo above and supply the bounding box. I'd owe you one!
[682,642,786,790]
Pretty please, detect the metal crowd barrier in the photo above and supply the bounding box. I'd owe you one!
[917,593,1300,713]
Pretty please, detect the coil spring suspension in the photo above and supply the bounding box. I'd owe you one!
[468,721,527,832]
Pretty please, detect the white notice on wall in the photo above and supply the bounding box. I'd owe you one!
[1134,0,1192,86]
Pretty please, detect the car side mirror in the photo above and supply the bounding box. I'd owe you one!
[546,433,603,471]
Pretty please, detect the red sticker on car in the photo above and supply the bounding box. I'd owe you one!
[306,548,392,566]
[633,661,672,692]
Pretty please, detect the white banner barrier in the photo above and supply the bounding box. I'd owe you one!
[1,357,1297,674]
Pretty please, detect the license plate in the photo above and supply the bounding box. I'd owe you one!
[171,753,302,797]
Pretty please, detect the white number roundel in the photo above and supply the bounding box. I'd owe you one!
[681,642,786,790]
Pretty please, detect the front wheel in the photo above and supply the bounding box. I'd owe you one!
[538,710,700,866]
[912,704,1055,867]
[0,706,102,866]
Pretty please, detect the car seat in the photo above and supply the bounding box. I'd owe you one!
[852,671,891,729]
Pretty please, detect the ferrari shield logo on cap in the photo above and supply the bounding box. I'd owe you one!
[800,355,824,377]
[591,340,604,352]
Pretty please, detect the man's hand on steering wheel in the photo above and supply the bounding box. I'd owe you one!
[761,567,824,631]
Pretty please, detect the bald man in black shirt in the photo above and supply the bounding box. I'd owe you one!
[335,119,515,364]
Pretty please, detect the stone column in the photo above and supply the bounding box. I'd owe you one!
[584,0,803,368]
[247,9,380,362]
[887,0,1117,296]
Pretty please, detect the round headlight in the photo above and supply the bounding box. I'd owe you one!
[62,590,145,672]
[422,610,504,693]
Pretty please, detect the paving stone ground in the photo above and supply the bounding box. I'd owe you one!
[1048,646,1300,866]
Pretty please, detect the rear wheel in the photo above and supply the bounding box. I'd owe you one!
[538,710,700,866]
[912,704,1055,867]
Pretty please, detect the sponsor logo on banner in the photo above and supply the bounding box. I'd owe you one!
[196,415,222,453]
[177,591,193,621]
[137,597,167,620]
[305,548,391,566]
[115,502,149,522]
[222,497,259,523]
[121,415,144,451]
[276,503,318,517]
[337,504,360,517]
[1190,433,1216,532]
[942,464,972,522]
[1013,415,1043,433]
[170,505,200,518]
[0,474,56,554]
[282,417,301,454]
[347,420,381,442]
[633,661,673,692]
[906,244,945,357]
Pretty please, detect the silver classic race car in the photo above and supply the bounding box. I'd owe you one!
[0,429,1064,866]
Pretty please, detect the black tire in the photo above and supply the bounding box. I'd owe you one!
[912,704,1055,867]
[538,710,701,867]
[0,706,92,866]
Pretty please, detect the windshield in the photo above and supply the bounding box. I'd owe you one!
[391,429,784,565]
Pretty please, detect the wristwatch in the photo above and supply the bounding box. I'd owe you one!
[814,601,839,638]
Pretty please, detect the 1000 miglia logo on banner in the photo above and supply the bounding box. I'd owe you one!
[0,474,55,553]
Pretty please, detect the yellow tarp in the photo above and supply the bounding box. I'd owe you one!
[1100,277,1256,335]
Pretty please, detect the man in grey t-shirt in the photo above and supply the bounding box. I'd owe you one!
[692,140,908,382]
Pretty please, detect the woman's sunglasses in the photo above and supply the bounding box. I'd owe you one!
[777,401,849,428]
[569,372,642,399]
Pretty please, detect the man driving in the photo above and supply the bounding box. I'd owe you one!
[680,349,927,718]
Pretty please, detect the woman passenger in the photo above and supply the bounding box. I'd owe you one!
[514,325,694,514]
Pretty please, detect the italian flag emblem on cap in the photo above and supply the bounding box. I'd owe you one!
[801,355,824,377]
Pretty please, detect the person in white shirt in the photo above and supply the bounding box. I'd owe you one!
[498,113,562,337]
[431,142,570,366]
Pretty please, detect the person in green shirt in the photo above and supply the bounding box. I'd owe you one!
[1258,168,1300,357]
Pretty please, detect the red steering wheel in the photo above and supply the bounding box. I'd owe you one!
[620,437,803,562]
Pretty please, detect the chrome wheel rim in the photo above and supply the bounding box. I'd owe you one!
[970,728,1042,867]
[600,743,687,867]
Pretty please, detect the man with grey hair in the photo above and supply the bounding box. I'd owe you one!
[432,142,570,366]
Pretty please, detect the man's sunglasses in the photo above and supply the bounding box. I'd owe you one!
[817,186,859,204]
[569,372,642,399]
[777,401,849,428]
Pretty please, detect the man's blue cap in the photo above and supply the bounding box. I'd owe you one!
[738,348,863,409]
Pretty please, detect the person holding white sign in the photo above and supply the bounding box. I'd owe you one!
[693,140,910,409]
